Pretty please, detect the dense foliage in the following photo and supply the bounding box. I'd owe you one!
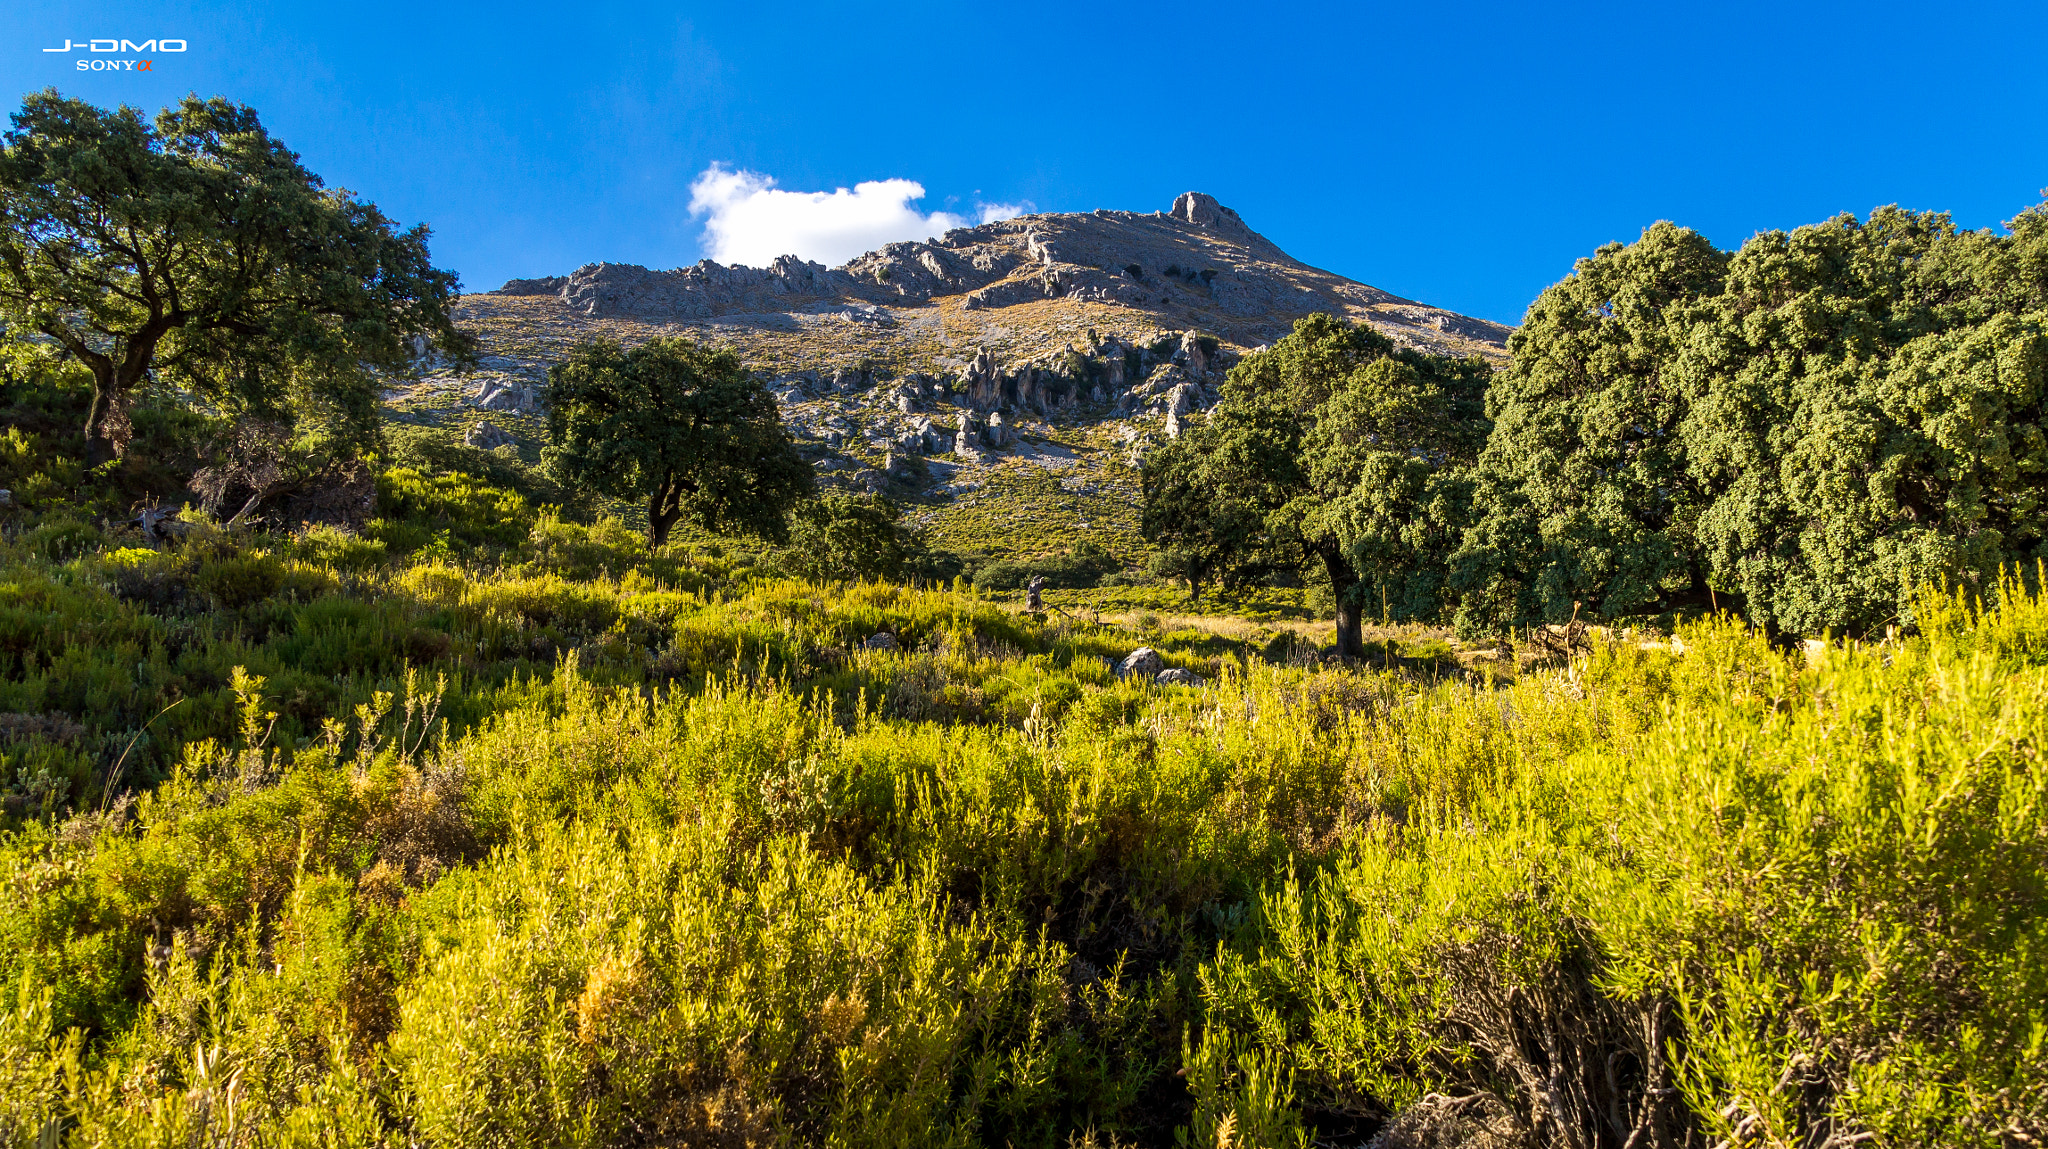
[1151,197,2048,643]
[1454,204,2048,636]
[0,91,470,466]
[783,493,911,583]
[544,337,813,548]
[5,478,2045,1146]
[1142,315,1492,656]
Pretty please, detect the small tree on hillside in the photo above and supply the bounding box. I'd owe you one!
[544,337,812,549]
[1141,314,1491,659]
[0,91,471,464]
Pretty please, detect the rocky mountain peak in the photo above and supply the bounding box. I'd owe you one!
[485,192,1508,360]
[1169,191,1252,238]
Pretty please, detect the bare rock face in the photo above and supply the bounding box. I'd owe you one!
[495,276,568,296]
[964,347,1002,408]
[465,419,514,450]
[485,192,1506,355]
[1170,191,1254,241]
[1177,331,1210,378]
[541,255,842,320]
[472,378,535,412]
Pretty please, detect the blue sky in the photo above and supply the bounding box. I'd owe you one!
[6,1,2047,325]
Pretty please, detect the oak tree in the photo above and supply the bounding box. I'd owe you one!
[1143,314,1491,658]
[543,337,812,549]
[0,91,470,464]
[1458,204,2048,636]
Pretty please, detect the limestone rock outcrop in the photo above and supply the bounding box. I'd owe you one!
[485,192,1510,359]
[464,419,514,449]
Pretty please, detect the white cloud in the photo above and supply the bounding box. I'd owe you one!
[976,201,1030,225]
[687,165,1030,268]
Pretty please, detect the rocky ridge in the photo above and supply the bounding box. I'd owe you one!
[387,193,1511,558]
[493,192,1508,356]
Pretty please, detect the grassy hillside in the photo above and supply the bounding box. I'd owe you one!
[3,454,2044,1147]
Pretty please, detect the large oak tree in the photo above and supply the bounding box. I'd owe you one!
[1456,205,2048,636]
[1142,314,1491,658]
[543,337,813,549]
[0,91,470,463]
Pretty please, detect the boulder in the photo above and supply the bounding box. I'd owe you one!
[963,346,1003,408]
[985,411,1008,449]
[1164,410,1183,440]
[1118,647,1165,678]
[1165,382,1199,416]
[465,419,515,450]
[0,488,10,507]
[863,632,899,651]
[473,382,530,411]
[1177,331,1210,378]
[950,412,979,457]
[1154,668,1205,688]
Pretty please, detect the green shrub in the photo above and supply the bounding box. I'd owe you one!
[193,552,284,608]
[20,517,100,562]
[373,467,533,551]
[974,540,1122,590]
[782,493,908,582]
[289,525,389,571]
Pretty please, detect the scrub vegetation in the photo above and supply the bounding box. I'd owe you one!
[2,92,2044,1149]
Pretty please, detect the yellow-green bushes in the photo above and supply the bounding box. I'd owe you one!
[4,530,2046,1146]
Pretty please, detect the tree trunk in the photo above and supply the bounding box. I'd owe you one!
[647,476,683,550]
[82,367,124,466]
[1321,546,1364,661]
[647,496,679,550]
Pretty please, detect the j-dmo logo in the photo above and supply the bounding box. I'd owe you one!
[43,38,189,71]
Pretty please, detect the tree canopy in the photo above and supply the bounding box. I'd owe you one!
[544,336,813,549]
[784,493,909,583]
[1456,204,2048,636]
[1142,314,1492,657]
[0,91,471,464]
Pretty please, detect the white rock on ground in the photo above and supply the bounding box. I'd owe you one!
[1118,647,1165,678]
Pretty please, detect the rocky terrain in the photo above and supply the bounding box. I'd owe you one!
[384,192,1510,559]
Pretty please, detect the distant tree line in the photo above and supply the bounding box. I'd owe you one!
[1145,203,2048,649]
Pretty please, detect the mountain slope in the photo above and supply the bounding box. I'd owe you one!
[386,193,1510,560]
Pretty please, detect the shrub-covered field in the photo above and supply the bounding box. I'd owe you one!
[4,466,2045,1146]
[9,88,2045,1149]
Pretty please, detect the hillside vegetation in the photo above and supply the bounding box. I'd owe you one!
[4,92,2046,1149]
[3,432,2045,1146]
